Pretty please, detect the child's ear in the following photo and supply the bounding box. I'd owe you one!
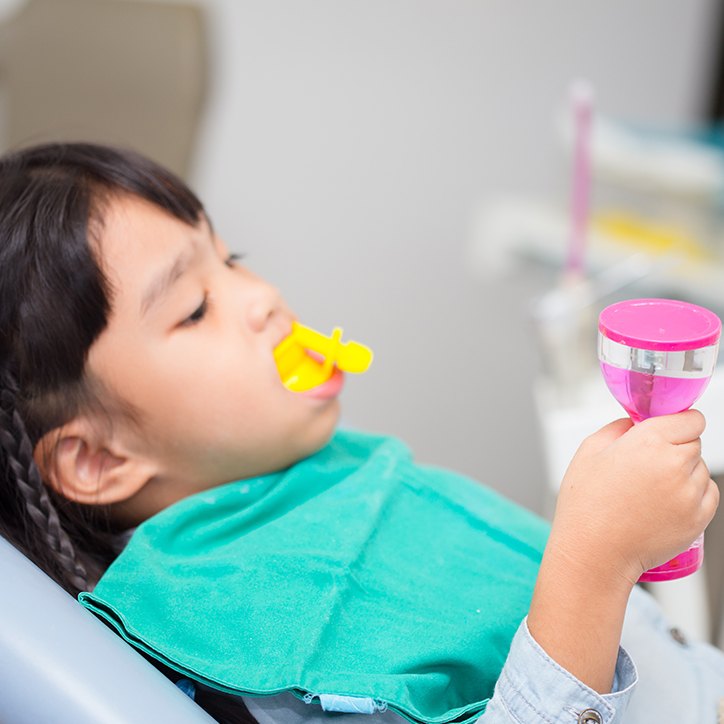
[34,418,156,506]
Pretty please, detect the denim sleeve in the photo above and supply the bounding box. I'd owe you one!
[478,617,638,723]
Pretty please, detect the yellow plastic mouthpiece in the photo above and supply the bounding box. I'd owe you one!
[274,322,373,392]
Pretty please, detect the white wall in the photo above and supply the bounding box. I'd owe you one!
[189,0,719,513]
[1,0,715,511]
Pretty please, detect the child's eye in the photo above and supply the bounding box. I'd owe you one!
[180,294,209,327]
[225,253,244,268]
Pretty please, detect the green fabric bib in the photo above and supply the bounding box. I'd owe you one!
[80,430,549,724]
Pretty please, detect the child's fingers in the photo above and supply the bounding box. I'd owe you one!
[641,409,706,445]
[691,457,712,492]
[676,438,702,471]
[684,458,718,529]
[698,473,720,529]
[582,417,634,453]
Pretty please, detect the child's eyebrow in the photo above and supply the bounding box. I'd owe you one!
[140,247,195,318]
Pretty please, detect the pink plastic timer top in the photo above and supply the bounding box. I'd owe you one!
[598,298,721,582]
[599,298,721,352]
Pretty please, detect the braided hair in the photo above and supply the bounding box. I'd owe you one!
[0,371,88,590]
[0,142,203,597]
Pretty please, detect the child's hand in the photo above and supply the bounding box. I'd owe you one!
[528,410,716,693]
[549,410,719,587]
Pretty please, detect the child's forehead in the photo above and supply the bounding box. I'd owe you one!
[98,194,211,261]
[96,194,213,302]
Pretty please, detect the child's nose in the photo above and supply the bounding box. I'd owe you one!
[245,277,284,333]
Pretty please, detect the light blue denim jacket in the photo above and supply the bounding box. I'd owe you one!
[480,616,636,723]
[243,586,724,724]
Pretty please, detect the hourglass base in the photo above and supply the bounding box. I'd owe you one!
[639,538,704,582]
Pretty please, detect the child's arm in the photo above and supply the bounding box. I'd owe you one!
[475,411,715,723]
[528,410,716,693]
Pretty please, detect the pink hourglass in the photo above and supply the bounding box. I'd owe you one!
[598,298,721,582]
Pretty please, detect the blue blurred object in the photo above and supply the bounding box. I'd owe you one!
[0,536,214,724]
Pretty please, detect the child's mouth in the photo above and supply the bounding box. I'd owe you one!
[299,366,345,399]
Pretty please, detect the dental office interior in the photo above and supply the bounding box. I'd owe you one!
[2,0,724,701]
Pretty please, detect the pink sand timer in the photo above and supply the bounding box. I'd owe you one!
[598,298,721,582]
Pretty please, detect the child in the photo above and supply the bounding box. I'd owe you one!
[0,142,722,724]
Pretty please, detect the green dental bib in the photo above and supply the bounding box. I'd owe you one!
[79,431,549,724]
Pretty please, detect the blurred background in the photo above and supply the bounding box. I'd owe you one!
[3,0,724,635]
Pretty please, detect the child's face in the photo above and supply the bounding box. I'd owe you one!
[86,194,340,516]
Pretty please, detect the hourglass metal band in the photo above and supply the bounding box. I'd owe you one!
[598,335,719,379]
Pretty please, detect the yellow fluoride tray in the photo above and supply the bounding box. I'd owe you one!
[274,322,373,392]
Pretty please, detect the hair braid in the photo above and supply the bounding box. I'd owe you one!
[0,376,88,593]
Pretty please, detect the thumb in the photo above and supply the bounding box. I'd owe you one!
[583,417,634,454]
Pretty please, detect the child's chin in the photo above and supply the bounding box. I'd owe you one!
[302,403,341,453]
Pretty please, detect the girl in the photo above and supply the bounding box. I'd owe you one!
[0,142,722,724]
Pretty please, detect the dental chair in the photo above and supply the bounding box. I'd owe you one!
[0,535,215,724]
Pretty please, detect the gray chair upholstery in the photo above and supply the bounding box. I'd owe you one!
[0,535,215,724]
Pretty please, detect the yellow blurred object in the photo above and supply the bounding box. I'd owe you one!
[594,212,713,261]
[274,322,373,392]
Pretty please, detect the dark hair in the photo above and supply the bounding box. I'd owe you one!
[0,142,203,596]
[0,142,258,724]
